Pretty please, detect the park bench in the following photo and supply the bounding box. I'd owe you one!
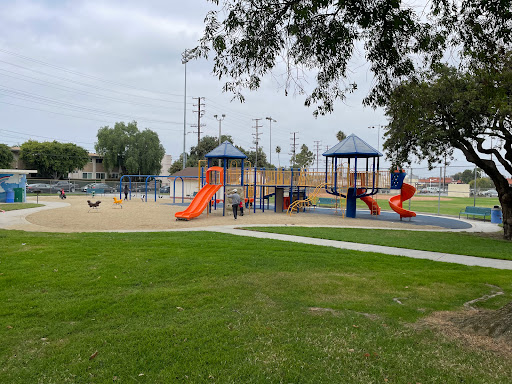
[459,206,492,221]
[317,197,335,207]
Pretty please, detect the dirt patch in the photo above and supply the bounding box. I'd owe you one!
[7,195,442,233]
[418,302,512,357]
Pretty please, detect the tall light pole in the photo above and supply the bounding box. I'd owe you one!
[182,49,194,170]
[214,114,226,167]
[214,114,226,146]
[266,117,276,166]
[368,124,383,153]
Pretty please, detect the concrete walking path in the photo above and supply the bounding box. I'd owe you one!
[1,201,511,270]
[203,225,512,271]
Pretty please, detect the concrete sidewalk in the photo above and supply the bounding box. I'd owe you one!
[204,225,512,270]
[1,201,510,270]
[0,201,69,228]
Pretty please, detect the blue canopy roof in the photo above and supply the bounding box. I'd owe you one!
[205,141,247,159]
[323,134,382,158]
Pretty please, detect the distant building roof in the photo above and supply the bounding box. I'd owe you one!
[323,134,382,158]
[205,141,247,159]
[171,167,199,177]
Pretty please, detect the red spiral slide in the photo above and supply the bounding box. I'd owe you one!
[357,189,381,215]
[389,183,416,218]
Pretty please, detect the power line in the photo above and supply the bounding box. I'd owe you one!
[0,48,185,98]
[0,59,184,104]
[0,86,183,126]
[0,69,192,109]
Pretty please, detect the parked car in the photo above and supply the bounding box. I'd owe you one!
[53,181,77,192]
[420,186,440,194]
[160,185,170,194]
[26,183,58,193]
[83,183,116,193]
[483,189,498,197]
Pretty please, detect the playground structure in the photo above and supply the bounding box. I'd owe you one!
[172,136,417,221]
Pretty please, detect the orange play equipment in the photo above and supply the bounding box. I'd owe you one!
[175,166,223,220]
[389,183,416,219]
[357,188,381,215]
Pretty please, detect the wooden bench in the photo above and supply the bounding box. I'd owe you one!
[459,206,492,221]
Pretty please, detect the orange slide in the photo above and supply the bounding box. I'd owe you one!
[357,189,381,215]
[389,183,416,219]
[175,166,223,221]
[175,184,222,220]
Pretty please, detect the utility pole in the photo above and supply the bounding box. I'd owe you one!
[314,140,322,173]
[191,97,205,146]
[265,117,276,166]
[290,132,299,168]
[181,49,194,170]
[252,118,262,168]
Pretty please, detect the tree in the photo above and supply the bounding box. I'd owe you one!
[294,144,315,169]
[469,177,494,190]
[168,135,234,174]
[0,143,14,168]
[275,146,281,167]
[19,140,89,179]
[243,147,268,168]
[124,129,165,175]
[383,59,512,239]
[96,121,165,176]
[95,121,138,175]
[452,169,478,184]
[198,1,511,112]
[336,131,346,142]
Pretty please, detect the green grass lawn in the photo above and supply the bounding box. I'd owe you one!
[245,227,512,261]
[0,203,43,211]
[356,195,500,216]
[1,229,512,383]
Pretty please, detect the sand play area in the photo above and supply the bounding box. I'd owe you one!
[4,195,442,233]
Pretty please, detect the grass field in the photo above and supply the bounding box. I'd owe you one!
[353,195,500,217]
[1,229,512,383]
[0,203,43,211]
[245,227,512,260]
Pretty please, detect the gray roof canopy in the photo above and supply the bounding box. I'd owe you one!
[323,134,382,158]
[205,141,247,159]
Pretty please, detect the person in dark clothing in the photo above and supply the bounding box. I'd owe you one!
[124,185,129,200]
[227,189,241,219]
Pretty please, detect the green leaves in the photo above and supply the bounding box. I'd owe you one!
[0,143,14,168]
[95,121,165,176]
[19,140,89,179]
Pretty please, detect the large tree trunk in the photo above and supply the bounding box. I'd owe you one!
[498,188,512,240]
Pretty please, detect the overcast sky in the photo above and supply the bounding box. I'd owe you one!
[0,0,501,178]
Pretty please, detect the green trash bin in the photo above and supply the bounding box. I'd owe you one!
[13,187,24,203]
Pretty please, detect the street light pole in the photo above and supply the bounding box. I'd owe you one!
[214,113,226,167]
[214,114,226,146]
[368,125,383,153]
[182,49,194,170]
[266,117,276,166]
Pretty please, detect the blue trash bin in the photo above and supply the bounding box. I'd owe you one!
[5,189,14,203]
[491,206,502,224]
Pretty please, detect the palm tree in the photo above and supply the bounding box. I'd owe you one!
[336,130,346,142]
[275,146,281,167]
